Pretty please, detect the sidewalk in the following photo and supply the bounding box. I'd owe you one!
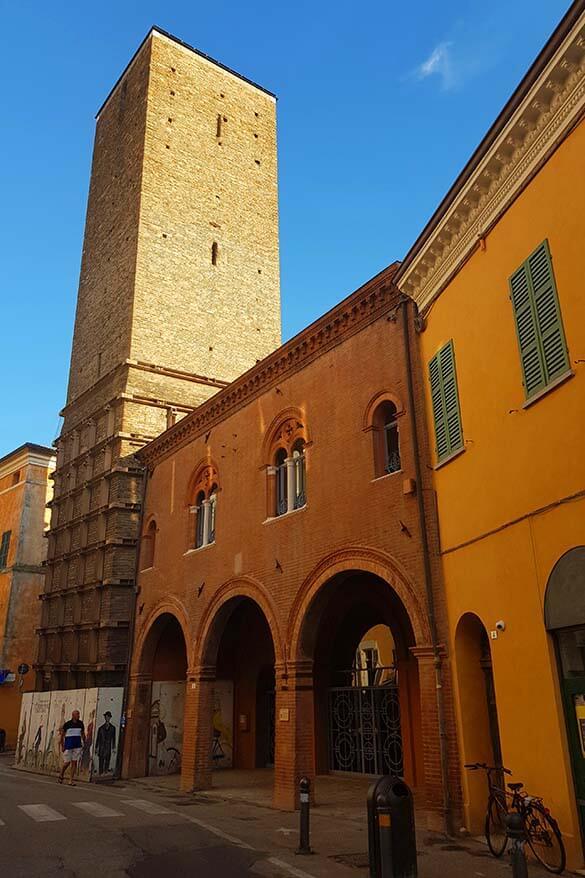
[127,772,556,877]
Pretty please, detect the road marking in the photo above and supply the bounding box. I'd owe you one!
[268,857,315,878]
[183,815,254,850]
[122,798,172,815]
[0,818,5,826]
[18,804,67,822]
[72,801,123,818]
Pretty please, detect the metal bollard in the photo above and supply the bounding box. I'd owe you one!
[505,812,528,878]
[296,776,313,855]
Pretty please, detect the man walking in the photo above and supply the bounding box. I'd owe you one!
[58,709,85,785]
[95,711,116,775]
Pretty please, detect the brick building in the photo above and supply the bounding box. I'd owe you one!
[0,444,55,745]
[37,28,281,690]
[122,266,460,827]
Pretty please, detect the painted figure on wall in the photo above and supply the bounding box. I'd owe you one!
[95,712,116,775]
[81,708,96,774]
[16,715,27,764]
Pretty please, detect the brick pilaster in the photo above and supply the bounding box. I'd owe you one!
[180,664,216,793]
[122,671,152,778]
[273,659,315,810]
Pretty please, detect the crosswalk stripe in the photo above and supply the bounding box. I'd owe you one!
[121,798,171,815]
[18,804,66,822]
[0,818,5,826]
[72,801,123,818]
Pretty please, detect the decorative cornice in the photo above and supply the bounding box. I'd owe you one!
[396,7,585,312]
[139,264,401,468]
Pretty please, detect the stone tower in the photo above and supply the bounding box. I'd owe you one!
[37,27,281,689]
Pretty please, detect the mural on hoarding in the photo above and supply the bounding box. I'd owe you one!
[24,692,51,771]
[45,689,86,776]
[93,688,123,778]
[14,692,33,767]
[212,680,233,770]
[13,687,124,782]
[148,681,185,776]
[78,688,98,781]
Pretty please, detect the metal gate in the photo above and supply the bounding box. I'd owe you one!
[328,672,403,776]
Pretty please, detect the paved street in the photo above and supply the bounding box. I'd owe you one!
[0,757,555,877]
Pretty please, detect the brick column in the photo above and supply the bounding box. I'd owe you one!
[411,644,452,832]
[122,671,152,778]
[273,659,315,810]
[180,664,216,793]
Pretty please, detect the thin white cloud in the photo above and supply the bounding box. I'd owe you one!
[415,41,455,90]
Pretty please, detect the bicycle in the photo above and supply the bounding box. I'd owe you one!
[465,762,566,874]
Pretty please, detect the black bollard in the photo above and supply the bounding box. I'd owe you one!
[296,776,313,854]
[505,812,528,878]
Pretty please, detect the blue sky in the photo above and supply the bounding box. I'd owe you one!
[0,0,568,456]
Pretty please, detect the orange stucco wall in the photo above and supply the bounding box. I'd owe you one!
[418,117,585,866]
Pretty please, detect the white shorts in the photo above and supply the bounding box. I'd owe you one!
[62,748,82,764]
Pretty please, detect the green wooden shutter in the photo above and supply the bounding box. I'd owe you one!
[509,240,569,398]
[527,241,569,384]
[429,341,463,462]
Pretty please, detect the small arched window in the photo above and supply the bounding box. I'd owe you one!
[195,490,206,548]
[141,519,157,570]
[208,483,218,543]
[292,439,306,510]
[373,401,401,477]
[275,448,287,516]
[189,465,219,550]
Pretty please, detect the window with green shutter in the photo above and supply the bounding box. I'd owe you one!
[509,240,569,399]
[429,340,463,463]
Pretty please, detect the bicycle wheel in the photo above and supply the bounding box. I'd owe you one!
[485,793,508,857]
[524,803,565,874]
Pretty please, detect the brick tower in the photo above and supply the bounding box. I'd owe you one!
[37,28,281,689]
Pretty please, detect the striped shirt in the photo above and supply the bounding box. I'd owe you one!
[62,719,84,751]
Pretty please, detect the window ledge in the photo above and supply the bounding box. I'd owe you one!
[434,445,466,471]
[183,542,215,556]
[140,565,154,572]
[522,370,574,409]
[263,505,307,525]
[371,470,403,484]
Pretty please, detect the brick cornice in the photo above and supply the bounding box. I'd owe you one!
[396,7,585,312]
[139,264,401,468]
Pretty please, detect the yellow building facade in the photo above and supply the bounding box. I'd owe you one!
[397,3,585,869]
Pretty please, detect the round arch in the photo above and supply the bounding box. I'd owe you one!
[261,406,310,464]
[194,576,285,669]
[545,546,585,631]
[362,390,405,432]
[287,546,431,660]
[134,598,193,675]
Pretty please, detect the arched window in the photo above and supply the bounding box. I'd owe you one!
[292,438,306,510]
[208,483,218,543]
[195,490,206,548]
[188,464,220,549]
[141,519,157,570]
[275,448,287,516]
[373,401,401,477]
[264,411,309,519]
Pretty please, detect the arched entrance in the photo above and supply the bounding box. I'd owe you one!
[183,588,280,796]
[454,612,503,834]
[212,597,276,771]
[124,610,188,779]
[298,569,424,789]
[545,547,585,844]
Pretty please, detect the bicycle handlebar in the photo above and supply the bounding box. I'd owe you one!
[464,762,511,774]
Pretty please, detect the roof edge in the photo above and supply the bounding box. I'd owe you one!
[96,25,276,119]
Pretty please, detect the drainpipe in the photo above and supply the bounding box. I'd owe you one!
[115,464,148,780]
[400,296,451,834]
